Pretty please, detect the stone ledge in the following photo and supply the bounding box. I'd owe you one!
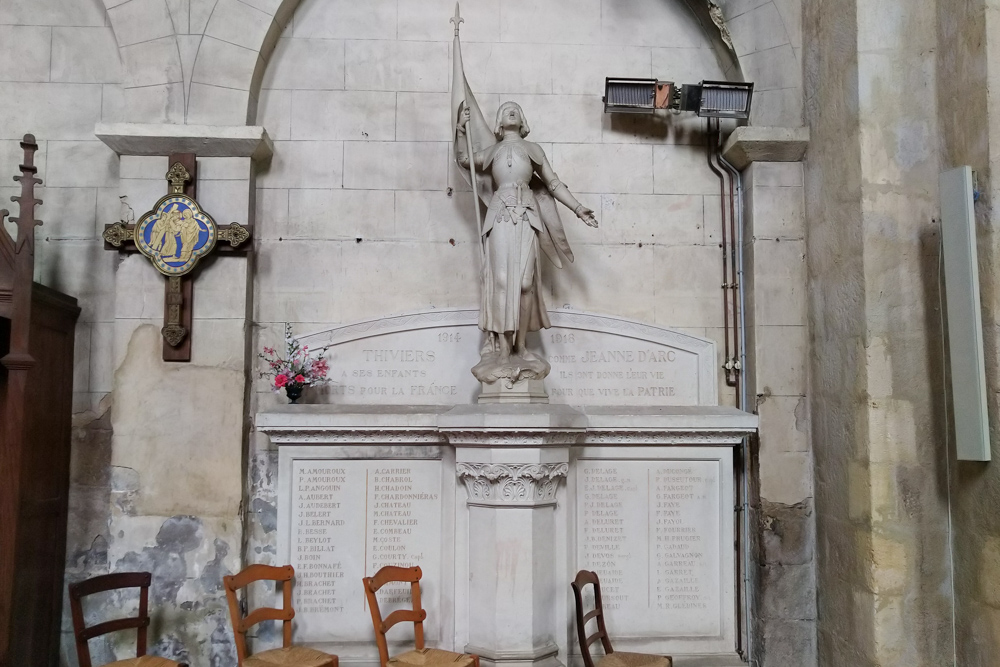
[95,123,273,161]
[256,404,758,447]
[722,126,810,170]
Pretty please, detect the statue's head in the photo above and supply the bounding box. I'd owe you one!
[494,101,530,139]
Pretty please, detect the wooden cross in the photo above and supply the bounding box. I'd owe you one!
[103,153,251,362]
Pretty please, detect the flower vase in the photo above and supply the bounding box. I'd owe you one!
[285,383,304,404]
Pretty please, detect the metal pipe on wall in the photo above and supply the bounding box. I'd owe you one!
[721,167,747,414]
[707,119,741,393]
[706,116,755,664]
[706,118,736,391]
[719,149,755,667]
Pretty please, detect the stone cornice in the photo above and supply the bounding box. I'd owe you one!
[95,123,273,161]
[722,126,809,170]
[583,429,747,445]
[256,405,758,446]
[260,427,444,445]
[441,429,584,447]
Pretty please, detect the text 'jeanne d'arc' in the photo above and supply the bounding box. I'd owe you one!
[577,350,677,363]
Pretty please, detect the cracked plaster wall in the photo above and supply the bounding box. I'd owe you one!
[61,318,248,666]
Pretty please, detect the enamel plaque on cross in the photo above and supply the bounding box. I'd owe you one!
[103,154,251,362]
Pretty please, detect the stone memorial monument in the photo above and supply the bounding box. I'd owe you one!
[450,6,598,402]
[255,7,758,667]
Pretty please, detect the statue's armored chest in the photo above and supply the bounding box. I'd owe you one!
[490,143,534,184]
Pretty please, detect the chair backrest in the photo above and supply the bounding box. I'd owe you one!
[571,570,614,667]
[362,565,427,667]
[68,572,153,667]
[223,564,296,667]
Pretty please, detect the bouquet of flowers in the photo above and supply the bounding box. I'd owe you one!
[259,323,330,403]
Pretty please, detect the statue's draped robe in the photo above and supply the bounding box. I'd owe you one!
[463,139,575,337]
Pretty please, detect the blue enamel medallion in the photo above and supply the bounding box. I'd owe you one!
[135,195,218,276]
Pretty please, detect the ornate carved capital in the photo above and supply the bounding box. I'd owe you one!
[456,462,569,507]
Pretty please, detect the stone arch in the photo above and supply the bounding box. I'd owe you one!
[710,0,803,126]
[104,0,800,127]
[104,0,186,123]
[102,0,294,125]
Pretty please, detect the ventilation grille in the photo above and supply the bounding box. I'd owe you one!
[604,78,656,113]
[698,81,754,119]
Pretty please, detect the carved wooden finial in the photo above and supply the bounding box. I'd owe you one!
[9,133,42,256]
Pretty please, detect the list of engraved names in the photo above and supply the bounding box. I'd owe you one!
[577,460,722,636]
[291,460,442,641]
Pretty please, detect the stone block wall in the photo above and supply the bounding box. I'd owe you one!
[744,161,815,666]
[0,0,821,665]
[253,0,738,408]
[937,1,1000,665]
[715,0,803,127]
[805,0,955,664]
[0,1,257,658]
[247,3,814,666]
[104,154,254,664]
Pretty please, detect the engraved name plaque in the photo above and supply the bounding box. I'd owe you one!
[573,451,735,647]
[286,459,443,643]
[297,310,717,407]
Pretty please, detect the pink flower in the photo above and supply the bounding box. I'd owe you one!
[295,374,306,384]
[274,374,288,388]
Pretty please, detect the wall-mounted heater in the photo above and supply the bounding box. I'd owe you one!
[941,166,991,461]
[603,78,754,119]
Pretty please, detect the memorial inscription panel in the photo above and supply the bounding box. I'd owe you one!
[298,310,716,407]
[576,459,724,637]
[289,459,443,642]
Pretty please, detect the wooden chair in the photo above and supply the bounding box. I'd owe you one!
[68,572,187,667]
[571,571,672,667]
[223,564,338,667]
[362,566,479,667]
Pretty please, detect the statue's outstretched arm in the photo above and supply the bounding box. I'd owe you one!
[538,155,598,228]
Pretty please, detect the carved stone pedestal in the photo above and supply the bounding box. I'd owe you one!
[478,378,549,404]
[442,405,586,667]
[259,404,758,667]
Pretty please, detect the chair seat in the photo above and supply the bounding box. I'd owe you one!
[245,646,339,667]
[105,657,185,667]
[389,648,477,667]
[597,652,672,667]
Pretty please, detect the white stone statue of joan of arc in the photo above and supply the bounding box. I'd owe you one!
[451,9,598,388]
